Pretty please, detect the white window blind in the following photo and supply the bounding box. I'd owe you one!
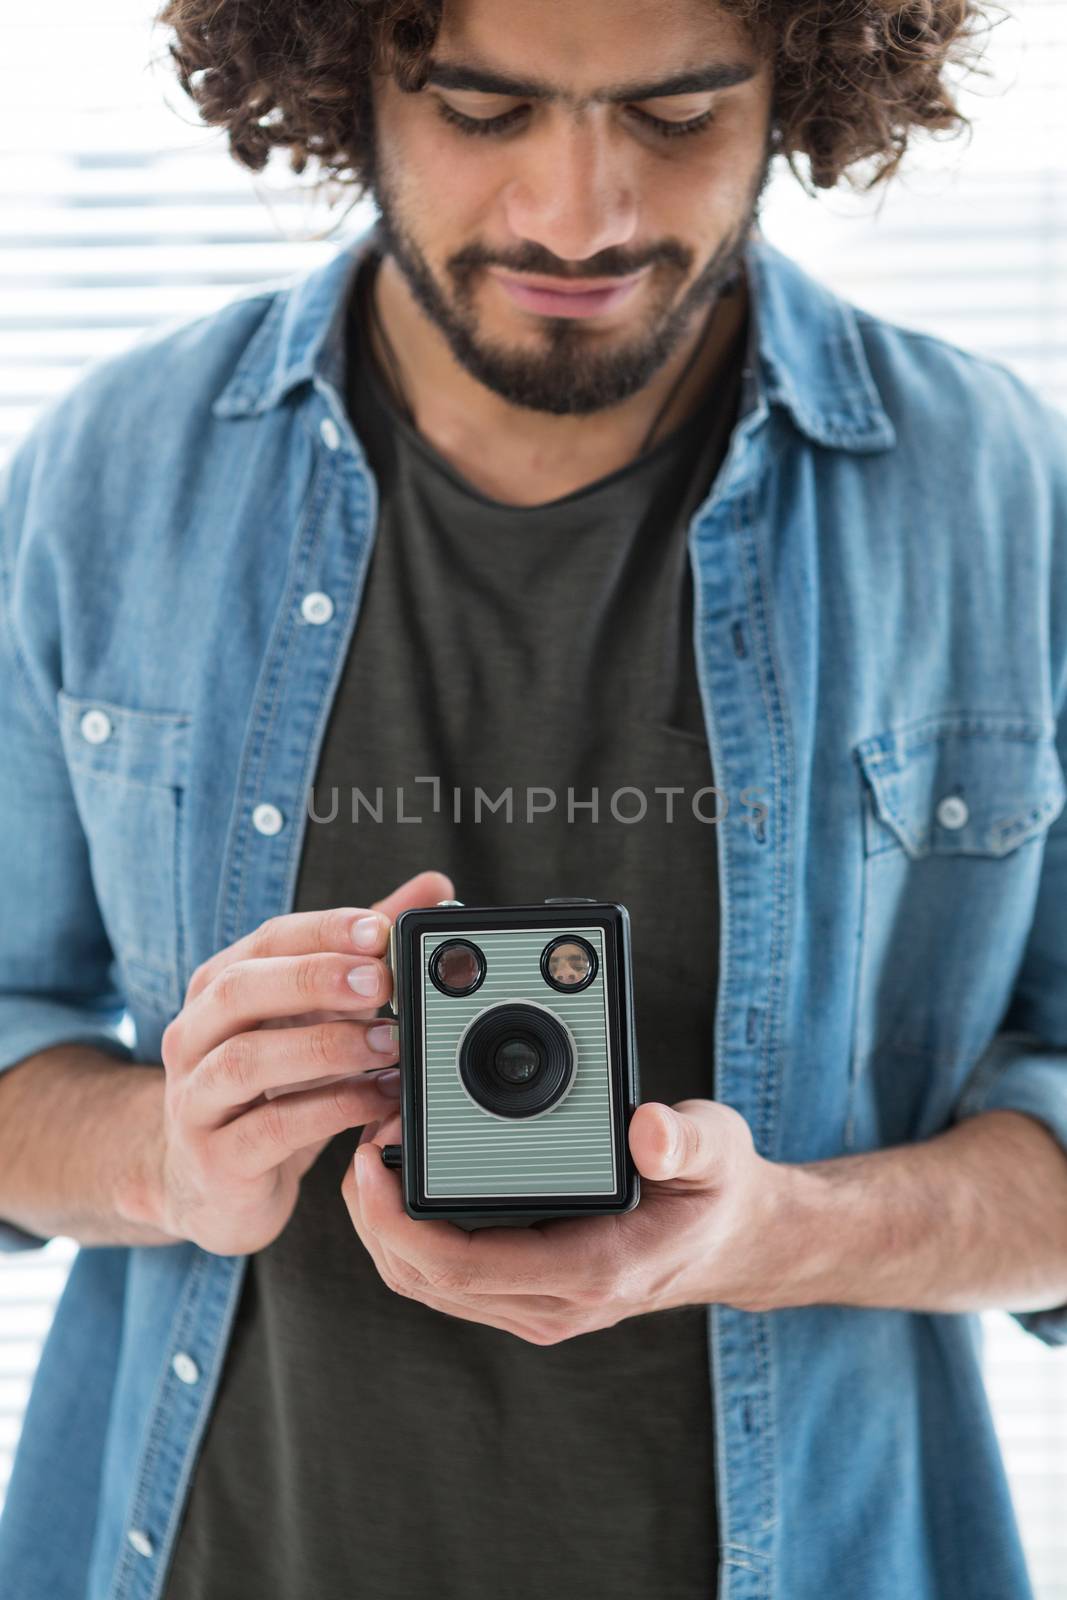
[761,0,1066,411]
[0,0,372,466]
[1,4,1065,1596]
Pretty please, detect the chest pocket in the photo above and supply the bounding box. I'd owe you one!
[57,689,192,1017]
[848,712,1067,1105]
[855,713,1067,861]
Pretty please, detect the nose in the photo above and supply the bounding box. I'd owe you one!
[501,111,638,264]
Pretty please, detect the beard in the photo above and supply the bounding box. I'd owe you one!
[365,137,774,417]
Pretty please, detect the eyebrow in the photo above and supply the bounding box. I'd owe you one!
[422,60,757,104]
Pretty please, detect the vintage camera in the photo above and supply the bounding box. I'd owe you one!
[379,897,641,1227]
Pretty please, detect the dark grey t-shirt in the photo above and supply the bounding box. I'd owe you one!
[161,249,747,1600]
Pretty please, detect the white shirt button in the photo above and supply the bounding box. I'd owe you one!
[936,795,969,830]
[300,591,335,625]
[319,416,341,451]
[252,802,284,836]
[127,1529,154,1559]
[172,1351,200,1385]
[79,708,112,744]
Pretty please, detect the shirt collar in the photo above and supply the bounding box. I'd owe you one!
[212,221,896,454]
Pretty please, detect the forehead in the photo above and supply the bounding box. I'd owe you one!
[433,0,761,93]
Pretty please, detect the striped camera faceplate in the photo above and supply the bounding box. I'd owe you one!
[421,927,617,1198]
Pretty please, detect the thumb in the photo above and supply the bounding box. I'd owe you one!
[629,1098,732,1186]
[370,869,456,926]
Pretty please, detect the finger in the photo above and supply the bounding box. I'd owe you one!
[258,1007,378,1030]
[182,870,455,1005]
[167,951,394,1072]
[213,1075,400,1181]
[339,1149,540,1340]
[348,1126,578,1295]
[629,1098,744,1185]
[366,1107,402,1147]
[360,1115,623,1298]
[184,1018,399,1126]
[183,907,388,1006]
[380,1270,553,1341]
[627,1102,682,1180]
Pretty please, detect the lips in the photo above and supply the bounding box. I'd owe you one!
[488,268,646,320]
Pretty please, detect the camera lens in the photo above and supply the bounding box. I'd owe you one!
[457,1001,576,1119]
[429,939,485,997]
[493,1037,541,1085]
[541,934,598,994]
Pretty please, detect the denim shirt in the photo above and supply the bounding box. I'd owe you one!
[1,224,1067,1600]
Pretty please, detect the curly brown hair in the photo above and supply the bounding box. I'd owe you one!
[155,0,1000,203]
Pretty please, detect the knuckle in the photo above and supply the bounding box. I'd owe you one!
[229,1116,260,1164]
[292,954,323,1005]
[324,1081,361,1127]
[182,963,209,1003]
[308,1022,345,1072]
[213,1033,257,1094]
[210,959,245,1013]
[160,1015,184,1072]
[253,1098,289,1152]
[246,917,281,961]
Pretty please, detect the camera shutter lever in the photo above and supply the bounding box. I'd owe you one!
[435,899,464,907]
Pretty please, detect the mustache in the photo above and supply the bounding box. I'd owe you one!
[445,239,693,282]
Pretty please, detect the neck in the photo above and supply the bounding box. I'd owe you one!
[362,247,750,507]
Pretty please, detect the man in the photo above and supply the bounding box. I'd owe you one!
[1,0,1066,1596]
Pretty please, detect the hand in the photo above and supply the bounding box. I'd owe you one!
[341,1096,789,1343]
[154,868,455,1255]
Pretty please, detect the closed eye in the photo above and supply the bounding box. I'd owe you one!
[629,106,717,138]
[435,99,717,140]
[436,100,528,137]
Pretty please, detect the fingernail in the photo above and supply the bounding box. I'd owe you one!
[346,965,378,996]
[375,1068,401,1097]
[352,914,382,949]
[367,1022,399,1053]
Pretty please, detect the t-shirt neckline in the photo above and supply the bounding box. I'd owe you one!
[346,250,748,518]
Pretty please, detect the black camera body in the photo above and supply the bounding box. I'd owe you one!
[381,898,641,1227]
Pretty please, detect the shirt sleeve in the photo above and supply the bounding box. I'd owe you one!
[948,387,1067,1346]
[0,429,135,1254]
[952,1035,1067,1347]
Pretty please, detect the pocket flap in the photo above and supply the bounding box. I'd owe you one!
[854,713,1067,859]
[57,689,192,789]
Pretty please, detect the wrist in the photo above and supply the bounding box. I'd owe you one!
[734,1158,839,1313]
[114,1068,179,1244]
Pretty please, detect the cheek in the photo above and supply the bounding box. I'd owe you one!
[379,106,499,233]
[671,126,762,205]
[430,172,502,239]
[647,129,765,249]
